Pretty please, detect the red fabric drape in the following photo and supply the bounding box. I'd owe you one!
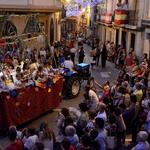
[0,78,63,131]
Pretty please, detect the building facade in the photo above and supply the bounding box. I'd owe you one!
[142,0,150,59]
[95,0,145,58]
[0,0,62,46]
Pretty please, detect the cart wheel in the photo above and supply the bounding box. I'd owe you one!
[66,76,81,99]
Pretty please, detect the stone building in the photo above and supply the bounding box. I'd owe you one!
[142,0,150,59]
[0,0,62,47]
[95,0,144,57]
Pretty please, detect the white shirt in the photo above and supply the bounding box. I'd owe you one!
[14,79,22,88]
[40,50,46,57]
[133,141,150,150]
[64,60,74,70]
[78,37,82,42]
[96,111,107,122]
[24,135,39,149]
[70,48,77,54]
[95,129,107,150]
[42,139,53,150]
[26,48,32,55]
[89,89,99,110]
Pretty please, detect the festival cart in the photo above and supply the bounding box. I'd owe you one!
[0,77,63,132]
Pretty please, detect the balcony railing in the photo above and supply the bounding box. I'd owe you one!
[142,19,150,27]
[95,8,139,27]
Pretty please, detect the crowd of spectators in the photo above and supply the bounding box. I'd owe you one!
[1,33,150,150]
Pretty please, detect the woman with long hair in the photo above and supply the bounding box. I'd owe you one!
[39,122,56,150]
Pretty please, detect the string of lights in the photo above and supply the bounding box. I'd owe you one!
[61,0,103,17]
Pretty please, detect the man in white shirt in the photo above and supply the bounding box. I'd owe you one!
[85,85,99,111]
[64,56,74,70]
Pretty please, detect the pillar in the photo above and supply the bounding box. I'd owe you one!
[126,32,131,53]
[118,28,122,45]
[134,32,143,57]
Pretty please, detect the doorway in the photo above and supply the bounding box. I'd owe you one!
[122,31,126,49]
[115,29,119,50]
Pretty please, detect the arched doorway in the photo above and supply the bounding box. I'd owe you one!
[50,18,54,45]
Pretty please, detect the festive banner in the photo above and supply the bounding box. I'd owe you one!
[114,9,128,25]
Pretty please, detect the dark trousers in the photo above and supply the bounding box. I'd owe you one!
[96,55,100,66]
[101,58,106,68]
[71,53,75,64]
[131,121,138,144]
[79,56,84,63]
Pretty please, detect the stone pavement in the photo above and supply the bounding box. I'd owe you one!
[82,43,119,85]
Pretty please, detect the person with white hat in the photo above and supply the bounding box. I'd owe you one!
[131,131,150,150]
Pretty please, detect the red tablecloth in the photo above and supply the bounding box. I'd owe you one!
[0,78,63,131]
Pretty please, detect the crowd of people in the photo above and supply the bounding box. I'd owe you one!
[1,33,150,150]
[0,39,82,91]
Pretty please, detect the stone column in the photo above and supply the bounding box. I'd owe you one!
[118,28,122,45]
[135,32,143,57]
[126,32,131,53]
